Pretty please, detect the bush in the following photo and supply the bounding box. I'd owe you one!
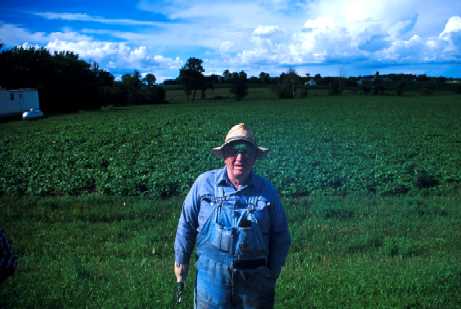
[415,170,439,189]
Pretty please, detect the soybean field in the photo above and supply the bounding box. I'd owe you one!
[1,95,461,308]
[1,96,460,198]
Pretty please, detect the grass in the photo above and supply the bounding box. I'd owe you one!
[1,194,460,308]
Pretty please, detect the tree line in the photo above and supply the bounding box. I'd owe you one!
[1,45,460,113]
[171,58,461,100]
[0,45,165,113]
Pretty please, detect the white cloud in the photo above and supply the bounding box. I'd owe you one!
[230,2,461,68]
[253,25,281,37]
[0,23,47,45]
[3,1,461,78]
[219,41,234,53]
[45,39,182,72]
[34,12,161,26]
[0,22,182,79]
[439,16,461,53]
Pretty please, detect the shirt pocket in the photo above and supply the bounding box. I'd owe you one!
[197,194,216,229]
[251,196,271,235]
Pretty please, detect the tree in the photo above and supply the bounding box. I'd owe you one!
[119,70,165,105]
[179,57,205,101]
[276,69,304,98]
[183,57,204,73]
[223,69,231,82]
[121,71,143,104]
[396,81,406,96]
[373,71,384,95]
[0,46,115,112]
[230,70,248,100]
[143,73,156,87]
[259,72,270,84]
[328,77,343,95]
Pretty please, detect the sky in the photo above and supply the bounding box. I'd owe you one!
[1,0,461,81]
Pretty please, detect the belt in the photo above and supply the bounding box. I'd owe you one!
[233,258,267,269]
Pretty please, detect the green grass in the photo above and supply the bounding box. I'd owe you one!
[1,195,460,307]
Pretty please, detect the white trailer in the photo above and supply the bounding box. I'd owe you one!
[0,88,43,119]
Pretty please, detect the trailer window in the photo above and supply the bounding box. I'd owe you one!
[10,93,14,101]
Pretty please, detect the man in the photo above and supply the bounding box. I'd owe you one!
[174,123,291,308]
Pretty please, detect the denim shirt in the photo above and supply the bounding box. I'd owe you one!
[174,167,291,276]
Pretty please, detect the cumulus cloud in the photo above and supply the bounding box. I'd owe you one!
[439,16,461,53]
[0,23,47,45]
[45,39,181,71]
[3,0,461,78]
[0,22,181,79]
[231,2,461,70]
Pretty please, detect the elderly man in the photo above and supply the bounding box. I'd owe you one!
[174,123,291,308]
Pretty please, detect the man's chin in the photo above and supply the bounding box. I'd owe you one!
[232,167,246,176]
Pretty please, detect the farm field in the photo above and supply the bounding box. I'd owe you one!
[1,95,461,307]
[1,95,461,198]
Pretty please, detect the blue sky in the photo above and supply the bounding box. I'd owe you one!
[1,0,461,81]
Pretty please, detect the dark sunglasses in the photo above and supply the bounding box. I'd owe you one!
[225,142,257,156]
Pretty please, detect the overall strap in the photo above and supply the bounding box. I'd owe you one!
[213,174,225,223]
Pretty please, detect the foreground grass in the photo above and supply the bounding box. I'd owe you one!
[1,194,460,308]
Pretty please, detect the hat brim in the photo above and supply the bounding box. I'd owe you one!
[211,144,269,159]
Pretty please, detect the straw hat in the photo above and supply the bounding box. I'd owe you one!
[211,123,269,159]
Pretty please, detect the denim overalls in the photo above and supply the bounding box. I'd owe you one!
[194,186,276,308]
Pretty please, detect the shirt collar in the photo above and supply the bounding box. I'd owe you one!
[216,166,255,190]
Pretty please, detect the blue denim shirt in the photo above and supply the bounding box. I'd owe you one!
[174,167,291,276]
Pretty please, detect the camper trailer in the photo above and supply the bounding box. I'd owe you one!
[0,88,43,119]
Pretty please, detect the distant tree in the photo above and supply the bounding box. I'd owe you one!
[121,71,143,104]
[223,69,231,82]
[314,73,322,85]
[276,69,305,98]
[118,70,164,104]
[200,76,215,99]
[0,46,114,112]
[396,81,406,96]
[179,57,205,101]
[209,74,221,83]
[259,72,270,84]
[420,81,436,95]
[328,77,343,95]
[373,71,385,95]
[359,78,371,95]
[230,70,248,100]
[143,73,156,87]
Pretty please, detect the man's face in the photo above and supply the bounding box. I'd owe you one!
[223,141,257,181]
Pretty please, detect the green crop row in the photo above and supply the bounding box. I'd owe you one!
[1,96,460,198]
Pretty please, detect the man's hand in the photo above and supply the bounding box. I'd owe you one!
[174,263,188,305]
[174,262,189,283]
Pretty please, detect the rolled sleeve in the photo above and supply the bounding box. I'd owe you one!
[174,180,200,265]
[267,190,291,277]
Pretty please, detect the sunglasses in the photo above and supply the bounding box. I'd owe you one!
[224,142,257,157]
